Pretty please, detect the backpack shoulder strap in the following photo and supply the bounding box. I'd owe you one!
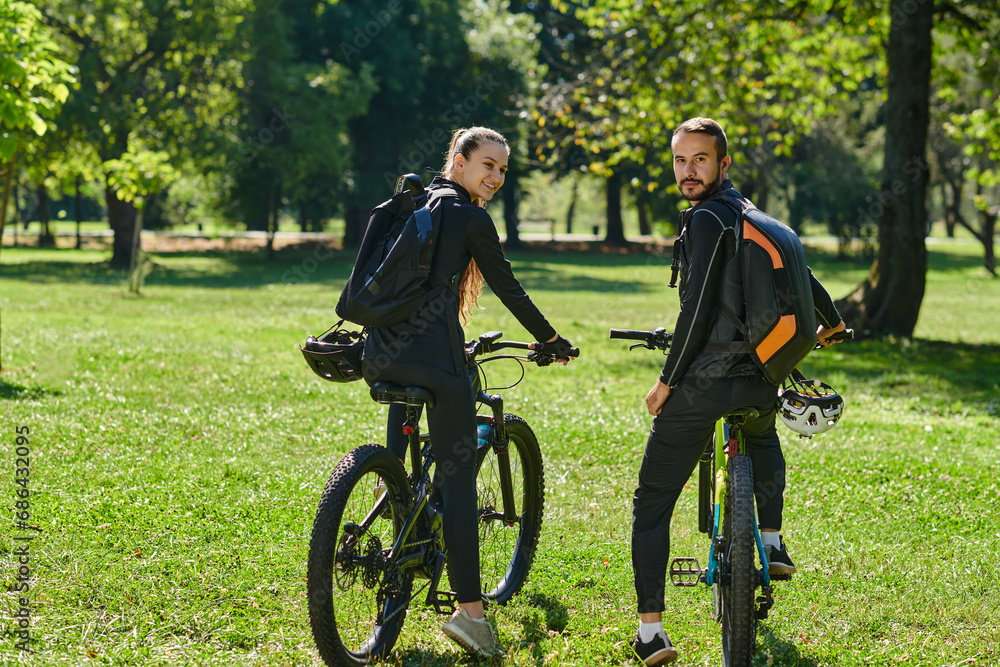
[414,206,434,272]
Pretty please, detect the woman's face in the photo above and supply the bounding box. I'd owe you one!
[453,141,508,202]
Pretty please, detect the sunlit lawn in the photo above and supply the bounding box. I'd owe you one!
[1,239,998,666]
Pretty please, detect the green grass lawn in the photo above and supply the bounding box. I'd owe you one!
[1,240,998,666]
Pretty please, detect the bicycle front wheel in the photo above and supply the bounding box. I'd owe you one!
[720,453,757,667]
[307,444,413,667]
[475,414,544,604]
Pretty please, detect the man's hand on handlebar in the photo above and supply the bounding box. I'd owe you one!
[816,320,847,348]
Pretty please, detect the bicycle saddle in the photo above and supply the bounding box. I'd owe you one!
[370,382,436,409]
[724,407,760,424]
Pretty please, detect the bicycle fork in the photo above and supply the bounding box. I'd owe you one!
[478,390,519,526]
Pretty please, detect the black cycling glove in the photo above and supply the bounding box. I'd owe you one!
[545,335,579,360]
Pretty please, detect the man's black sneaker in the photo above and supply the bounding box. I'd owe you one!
[765,536,797,575]
[630,631,678,665]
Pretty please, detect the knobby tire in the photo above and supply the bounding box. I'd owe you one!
[721,453,757,667]
[307,444,413,666]
[474,414,545,604]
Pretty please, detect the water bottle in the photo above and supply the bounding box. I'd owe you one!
[477,421,493,449]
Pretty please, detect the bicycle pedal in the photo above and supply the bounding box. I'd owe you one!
[756,587,775,620]
[428,589,457,615]
[669,557,704,587]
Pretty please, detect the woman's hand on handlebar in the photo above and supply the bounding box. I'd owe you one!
[531,334,578,365]
[816,321,847,348]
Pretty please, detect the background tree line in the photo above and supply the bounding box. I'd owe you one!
[1,0,997,336]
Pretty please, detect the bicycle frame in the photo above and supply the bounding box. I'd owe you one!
[703,418,770,590]
[358,336,543,614]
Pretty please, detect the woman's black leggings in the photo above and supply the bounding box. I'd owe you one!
[365,361,481,604]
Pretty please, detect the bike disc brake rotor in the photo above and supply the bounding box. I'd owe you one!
[334,531,361,591]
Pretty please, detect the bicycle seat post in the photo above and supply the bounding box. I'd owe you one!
[402,402,425,481]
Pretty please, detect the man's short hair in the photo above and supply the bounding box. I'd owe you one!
[673,117,728,161]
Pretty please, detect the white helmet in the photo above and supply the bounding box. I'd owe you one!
[778,379,844,437]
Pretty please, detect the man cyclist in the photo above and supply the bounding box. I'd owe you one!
[630,117,846,665]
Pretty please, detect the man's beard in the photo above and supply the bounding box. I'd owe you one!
[683,169,725,202]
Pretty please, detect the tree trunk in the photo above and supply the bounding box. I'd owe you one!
[835,0,933,337]
[741,168,770,211]
[75,176,83,249]
[107,185,139,270]
[37,183,55,247]
[344,204,365,248]
[942,180,960,237]
[502,163,521,249]
[0,151,15,262]
[974,178,997,276]
[605,170,627,245]
[266,184,277,260]
[637,188,652,236]
[565,177,578,235]
[980,207,997,276]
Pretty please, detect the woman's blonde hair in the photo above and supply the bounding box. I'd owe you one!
[442,127,509,324]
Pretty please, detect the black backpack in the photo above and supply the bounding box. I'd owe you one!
[336,174,451,328]
[675,190,817,385]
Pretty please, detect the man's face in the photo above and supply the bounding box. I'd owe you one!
[671,131,731,204]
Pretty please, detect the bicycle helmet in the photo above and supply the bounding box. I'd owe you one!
[299,322,365,383]
[777,378,844,437]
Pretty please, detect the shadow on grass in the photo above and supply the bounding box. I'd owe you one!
[804,338,1000,418]
[0,247,356,290]
[0,379,61,400]
[394,647,508,666]
[757,624,819,666]
[1,241,989,293]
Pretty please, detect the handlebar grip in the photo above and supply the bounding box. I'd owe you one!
[827,328,854,342]
[565,347,580,357]
[609,328,653,341]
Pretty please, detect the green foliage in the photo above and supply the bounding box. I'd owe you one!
[540,1,885,187]
[937,5,1000,185]
[225,0,377,232]
[776,101,881,248]
[106,149,178,209]
[0,0,74,159]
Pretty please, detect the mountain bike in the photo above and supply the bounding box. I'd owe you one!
[307,331,574,666]
[609,326,852,667]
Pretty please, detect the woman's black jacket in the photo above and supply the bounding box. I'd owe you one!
[364,177,556,376]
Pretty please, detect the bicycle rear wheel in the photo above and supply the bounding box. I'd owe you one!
[720,453,757,667]
[308,444,413,666]
[475,414,544,604]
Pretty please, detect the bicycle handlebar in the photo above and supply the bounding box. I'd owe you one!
[467,332,579,366]
[610,327,854,353]
[815,328,854,348]
[609,328,656,341]
[609,327,673,351]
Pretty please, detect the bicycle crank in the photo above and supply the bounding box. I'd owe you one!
[756,584,775,620]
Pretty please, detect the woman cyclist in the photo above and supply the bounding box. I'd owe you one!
[362,126,576,658]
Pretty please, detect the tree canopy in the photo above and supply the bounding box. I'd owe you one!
[0,0,75,255]
[4,0,997,334]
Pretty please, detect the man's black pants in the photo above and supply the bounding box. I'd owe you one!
[632,375,784,614]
